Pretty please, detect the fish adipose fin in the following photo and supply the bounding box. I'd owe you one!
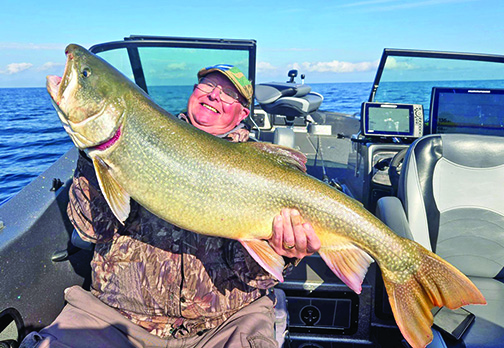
[93,156,131,224]
[246,142,307,173]
[382,241,486,348]
[318,238,374,294]
[240,239,285,282]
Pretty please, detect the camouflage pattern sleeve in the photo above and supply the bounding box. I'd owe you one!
[67,151,123,243]
[224,240,278,290]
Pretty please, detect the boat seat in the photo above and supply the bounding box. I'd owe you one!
[375,134,504,347]
[255,83,323,120]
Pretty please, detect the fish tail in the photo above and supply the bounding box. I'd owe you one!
[381,241,486,348]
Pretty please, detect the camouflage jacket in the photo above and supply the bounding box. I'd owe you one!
[67,152,280,339]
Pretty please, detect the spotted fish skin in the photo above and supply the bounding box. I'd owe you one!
[47,44,486,348]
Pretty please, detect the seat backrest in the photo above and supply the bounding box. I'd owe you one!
[255,83,324,120]
[398,134,504,278]
[255,83,312,105]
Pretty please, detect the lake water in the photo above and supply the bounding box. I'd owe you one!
[0,82,373,205]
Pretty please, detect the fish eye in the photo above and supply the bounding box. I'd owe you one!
[82,67,91,78]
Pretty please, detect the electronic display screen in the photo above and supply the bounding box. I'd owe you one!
[362,102,422,138]
[431,87,504,136]
[368,107,410,133]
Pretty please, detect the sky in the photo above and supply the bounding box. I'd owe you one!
[1,0,503,87]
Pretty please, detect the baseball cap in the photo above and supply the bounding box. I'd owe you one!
[197,64,253,107]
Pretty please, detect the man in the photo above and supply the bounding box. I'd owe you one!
[21,65,320,348]
[183,64,252,141]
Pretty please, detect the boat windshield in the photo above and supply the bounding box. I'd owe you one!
[371,51,504,114]
[90,36,256,115]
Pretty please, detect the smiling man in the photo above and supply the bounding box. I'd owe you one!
[183,64,253,141]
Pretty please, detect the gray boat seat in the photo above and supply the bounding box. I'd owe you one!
[376,133,504,347]
[255,83,323,118]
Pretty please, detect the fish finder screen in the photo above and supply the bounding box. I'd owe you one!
[362,102,423,138]
[367,107,410,133]
[431,87,504,136]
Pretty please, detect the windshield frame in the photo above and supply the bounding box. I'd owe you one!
[89,35,257,97]
[369,48,504,102]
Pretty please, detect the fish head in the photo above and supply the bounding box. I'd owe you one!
[47,44,128,149]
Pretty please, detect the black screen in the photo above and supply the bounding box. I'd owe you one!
[431,87,504,136]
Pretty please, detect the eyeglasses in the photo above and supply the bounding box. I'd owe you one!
[196,79,243,105]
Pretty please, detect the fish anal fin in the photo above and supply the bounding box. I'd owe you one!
[381,241,486,348]
[318,239,374,294]
[246,142,307,173]
[240,239,285,282]
[92,156,130,224]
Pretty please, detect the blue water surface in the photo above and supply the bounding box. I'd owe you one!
[0,82,372,205]
[0,88,73,205]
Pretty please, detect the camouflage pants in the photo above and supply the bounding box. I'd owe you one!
[20,286,278,348]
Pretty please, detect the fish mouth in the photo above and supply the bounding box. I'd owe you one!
[46,47,73,106]
[46,73,70,129]
[46,75,62,103]
[46,44,126,150]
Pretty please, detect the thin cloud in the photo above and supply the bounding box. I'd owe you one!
[256,61,280,78]
[338,0,399,8]
[289,60,379,73]
[376,0,480,11]
[257,61,278,73]
[0,42,66,50]
[1,61,65,75]
[0,63,33,75]
[37,62,65,71]
[335,0,479,12]
[165,62,187,71]
[384,57,418,70]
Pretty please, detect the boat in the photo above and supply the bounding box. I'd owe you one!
[0,35,503,348]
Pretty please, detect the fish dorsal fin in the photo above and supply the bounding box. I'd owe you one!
[240,239,285,282]
[92,156,131,224]
[247,142,307,173]
[318,237,374,294]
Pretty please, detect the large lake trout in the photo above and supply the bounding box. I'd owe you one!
[47,44,485,348]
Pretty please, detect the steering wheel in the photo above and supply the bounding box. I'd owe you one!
[388,148,409,195]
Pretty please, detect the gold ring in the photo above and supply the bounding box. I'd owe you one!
[283,242,295,250]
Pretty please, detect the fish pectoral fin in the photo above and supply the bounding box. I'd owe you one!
[245,142,307,173]
[92,156,131,224]
[240,239,285,282]
[318,241,374,294]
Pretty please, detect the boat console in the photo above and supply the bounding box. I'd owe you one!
[344,102,425,212]
[275,255,375,347]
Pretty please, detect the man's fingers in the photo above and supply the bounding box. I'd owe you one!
[269,209,321,259]
[291,210,307,252]
[282,209,295,249]
[304,223,321,254]
[271,215,283,251]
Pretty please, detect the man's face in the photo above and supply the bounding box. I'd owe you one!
[186,72,250,136]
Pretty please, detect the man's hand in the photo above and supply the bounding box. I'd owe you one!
[269,208,321,259]
[227,128,249,142]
